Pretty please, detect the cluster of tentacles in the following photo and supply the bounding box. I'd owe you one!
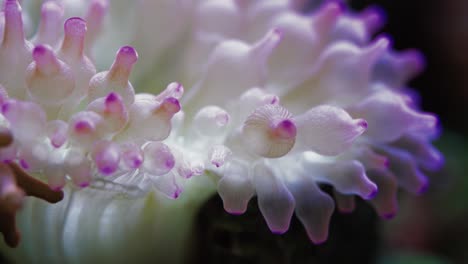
[0,0,442,251]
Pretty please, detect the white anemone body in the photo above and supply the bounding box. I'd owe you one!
[0,0,442,262]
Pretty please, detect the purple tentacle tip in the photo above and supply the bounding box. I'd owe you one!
[366,189,378,200]
[382,212,396,220]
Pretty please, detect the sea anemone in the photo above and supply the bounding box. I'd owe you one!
[0,0,443,262]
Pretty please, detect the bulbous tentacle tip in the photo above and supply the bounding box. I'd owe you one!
[249,28,283,62]
[167,82,184,99]
[273,119,296,140]
[105,92,120,104]
[32,44,49,58]
[218,176,253,213]
[64,17,87,37]
[365,187,378,200]
[2,0,26,46]
[242,105,296,158]
[193,106,231,137]
[33,1,64,47]
[4,0,20,12]
[417,180,429,195]
[41,0,64,13]
[79,182,90,188]
[225,210,245,216]
[355,118,368,131]
[363,36,390,63]
[102,92,127,115]
[333,189,356,213]
[92,140,120,176]
[294,105,366,156]
[253,163,295,234]
[288,178,335,245]
[311,1,342,33]
[400,49,426,76]
[116,46,139,66]
[32,45,60,72]
[209,145,232,168]
[211,109,230,127]
[74,120,94,133]
[120,143,144,170]
[143,142,175,176]
[160,97,181,116]
[90,0,109,12]
[359,179,379,200]
[360,5,387,33]
[425,114,438,128]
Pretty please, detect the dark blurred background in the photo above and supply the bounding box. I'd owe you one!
[352,1,468,263]
[351,0,468,134]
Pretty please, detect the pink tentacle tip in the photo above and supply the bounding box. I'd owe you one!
[173,83,183,93]
[116,46,138,65]
[79,182,90,188]
[161,97,181,115]
[2,102,10,113]
[4,0,20,10]
[32,45,48,57]
[165,159,175,169]
[32,45,55,62]
[423,114,438,129]
[401,50,426,74]
[271,229,288,235]
[272,28,283,39]
[417,181,429,195]
[170,82,184,98]
[361,5,387,32]
[100,166,115,175]
[312,238,327,246]
[312,1,342,29]
[322,1,343,16]
[90,0,109,12]
[172,188,182,199]
[19,159,29,170]
[274,119,297,139]
[51,140,64,148]
[215,112,229,127]
[64,17,87,36]
[364,37,390,59]
[227,210,244,216]
[382,212,396,220]
[366,188,378,200]
[74,120,94,133]
[356,119,368,130]
[105,92,120,103]
[42,1,64,13]
[267,95,279,105]
[382,157,390,168]
[131,159,142,168]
